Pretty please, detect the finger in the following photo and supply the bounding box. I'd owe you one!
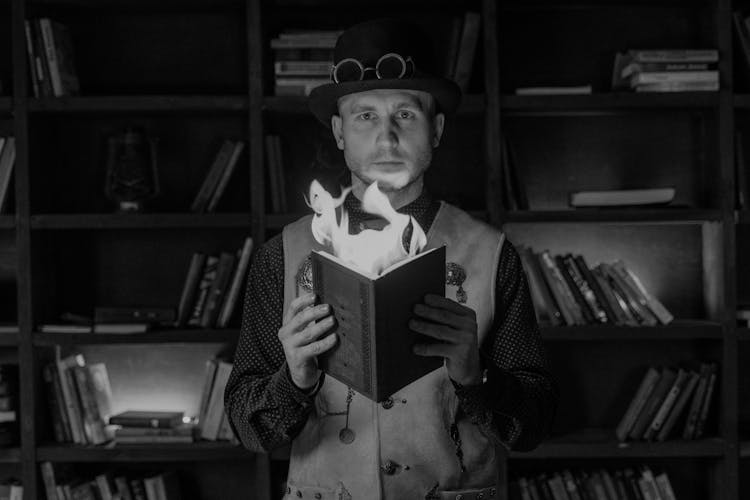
[413,342,454,358]
[288,316,336,347]
[280,303,331,339]
[413,303,471,330]
[298,333,338,358]
[409,319,460,343]
[284,293,317,324]
[424,294,474,316]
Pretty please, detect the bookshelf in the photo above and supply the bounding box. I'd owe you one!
[0,0,746,499]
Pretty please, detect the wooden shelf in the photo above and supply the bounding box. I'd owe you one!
[541,320,723,341]
[34,328,239,345]
[500,92,720,115]
[510,429,726,459]
[36,442,257,462]
[27,95,249,113]
[501,209,722,224]
[30,213,253,229]
[263,93,486,115]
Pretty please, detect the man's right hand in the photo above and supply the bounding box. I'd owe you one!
[278,292,337,391]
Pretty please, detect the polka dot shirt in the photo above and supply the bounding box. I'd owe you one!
[224,191,558,453]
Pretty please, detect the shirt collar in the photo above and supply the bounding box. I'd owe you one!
[343,189,436,231]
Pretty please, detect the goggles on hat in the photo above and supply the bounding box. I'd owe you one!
[331,52,415,84]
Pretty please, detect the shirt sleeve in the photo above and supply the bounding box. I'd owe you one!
[453,239,558,452]
[224,235,318,452]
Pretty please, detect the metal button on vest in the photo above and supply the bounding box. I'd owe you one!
[381,397,394,409]
[381,459,398,475]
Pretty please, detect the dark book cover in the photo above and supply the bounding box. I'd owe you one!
[200,252,237,328]
[312,246,446,402]
[109,410,184,429]
[556,254,595,324]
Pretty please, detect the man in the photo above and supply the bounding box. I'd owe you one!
[225,18,557,500]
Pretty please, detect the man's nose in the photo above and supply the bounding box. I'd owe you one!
[375,117,399,148]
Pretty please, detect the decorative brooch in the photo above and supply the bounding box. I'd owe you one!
[296,256,314,293]
[446,262,467,303]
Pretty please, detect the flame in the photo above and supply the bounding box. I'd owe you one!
[307,180,427,276]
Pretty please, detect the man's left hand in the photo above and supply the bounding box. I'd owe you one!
[410,294,483,386]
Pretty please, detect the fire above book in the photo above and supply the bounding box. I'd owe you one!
[312,245,446,402]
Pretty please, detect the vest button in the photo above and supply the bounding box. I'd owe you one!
[381,397,394,409]
[381,459,398,475]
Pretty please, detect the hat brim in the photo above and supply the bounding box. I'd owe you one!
[308,77,462,127]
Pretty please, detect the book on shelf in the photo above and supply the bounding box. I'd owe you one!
[45,347,114,445]
[36,18,80,97]
[109,410,184,429]
[0,137,16,214]
[198,359,234,441]
[0,324,18,334]
[311,245,446,402]
[190,139,236,214]
[628,366,676,440]
[656,369,700,441]
[94,307,176,325]
[270,29,340,96]
[274,60,332,77]
[187,255,219,327]
[217,237,254,328]
[514,85,593,96]
[680,363,712,439]
[517,247,563,326]
[612,49,719,92]
[200,252,237,328]
[569,187,676,207]
[643,368,689,441]
[206,140,245,213]
[176,253,207,327]
[615,366,660,442]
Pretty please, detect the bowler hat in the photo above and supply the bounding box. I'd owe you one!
[308,18,462,126]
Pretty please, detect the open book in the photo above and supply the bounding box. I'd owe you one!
[311,246,446,402]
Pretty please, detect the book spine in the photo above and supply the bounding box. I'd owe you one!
[176,253,207,327]
[190,140,235,213]
[217,237,254,328]
[574,255,617,324]
[555,254,593,324]
[200,252,237,328]
[453,11,480,92]
[187,255,219,327]
[0,137,16,214]
[565,255,608,323]
[682,363,711,439]
[197,359,218,424]
[54,350,85,444]
[538,251,578,325]
[33,20,53,97]
[615,366,660,442]
[39,18,63,96]
[42,363,69,443]
[618,263,674,325]
[644,368,687,441]
[654,473,677,500]
[207,140,245,212]
[518,247,563,326]
[24,21,40,98]
[628,49,719,62]
[601,263,657,326]
[71,365,107,444]
[656,370,699,441]
[200,360,233,440]
[628,368,677,440]
[39,461,58,500]
[693,363,717,438]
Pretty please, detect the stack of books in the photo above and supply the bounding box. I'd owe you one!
[196,358,238,443]
[518,248,673,327]
[612,49,719,92]
[0,137,15,214]
[41,463,181,500]
[190,139,246,213]
[175,237,254,329]
[270,29,341,96]
[511,465,676,500]
[616,363,717,442]
[0,365,18,447]
[110,410,194,445]
[24,18,80,97]
[42,347,114,445]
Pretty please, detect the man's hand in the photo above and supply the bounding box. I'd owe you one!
[278,293,337,391]
[410,293,482,386]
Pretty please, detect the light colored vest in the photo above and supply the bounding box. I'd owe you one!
[282,202,506,500]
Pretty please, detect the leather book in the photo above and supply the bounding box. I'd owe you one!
[312,246,445,402]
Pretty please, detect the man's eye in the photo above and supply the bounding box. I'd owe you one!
[397,110,414,119]
[358,112,375,121]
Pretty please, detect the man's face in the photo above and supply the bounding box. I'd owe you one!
[331,89,445,194]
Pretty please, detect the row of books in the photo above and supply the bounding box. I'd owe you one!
[175,237,254,329]
[0,137,15,215]
[24,18,80,98]
[518,247,673,327]
[616,363,717,442]
[43,347,115,445]
[265,134,288,213]
[0,481,21,500]
[190,139,245,213]
[511,465,676,500]
[41,463,180,500]
[611,49,719,93]
[110,410,193,445]
[271,29,339,96]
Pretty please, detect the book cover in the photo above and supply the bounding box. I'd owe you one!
[197,359,218,425]
[55,348,86,444]
[556,255,596,324]
[628,367,677,440]
[594,265,639,326]
[627,49,719,63]
[71,365,108,444]
[38,18,63,96]
[644,368,688,441]
[694,363,718,438]
[615,366,660,442]
[206,140,245,212]
[200,252,237,328]
[176,253,207,327]
[312,245,446,402]
[542,252,584,325]
[656,369,699,441]
[190,140,235,213]
[613,261,673,325]
[654,472,677,500]
[200,360,233,440]
[187,255,219,327]
[217,237,254,328]
[682,363,712,439]
[536,251,576,325]
[518,247,562,326]
[109,411,184,429]
[32,19,53,97]
[569,187,675,207]
[564,254,607,323]
[573,255,617,324]
[23,21,40,98]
